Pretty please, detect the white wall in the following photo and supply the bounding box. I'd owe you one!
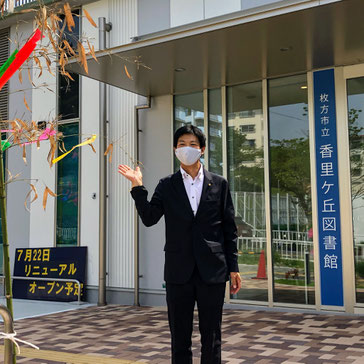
[138,95,173,293]
[7,21,34,268]
[205,0,241,18]
[29,21,57,248]
[106,0,138,289]
[171,0,241,27]
[80,0,108,289]
[170,0,204,27]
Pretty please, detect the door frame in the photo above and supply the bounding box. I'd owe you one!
[336,64,364,313]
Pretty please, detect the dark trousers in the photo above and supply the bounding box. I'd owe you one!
[166,267,226,364]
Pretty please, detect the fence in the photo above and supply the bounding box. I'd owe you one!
[238,236,364,261]
[238,236,313,261]
[1,0,36,13]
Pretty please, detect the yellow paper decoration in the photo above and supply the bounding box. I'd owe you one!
[52,134,97,164]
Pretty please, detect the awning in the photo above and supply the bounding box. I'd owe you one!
[66,0,364,97]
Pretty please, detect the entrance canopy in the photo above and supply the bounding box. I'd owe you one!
[66,0,364,96]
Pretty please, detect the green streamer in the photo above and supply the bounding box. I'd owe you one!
[1,140,11,151]
[0,49,18,79]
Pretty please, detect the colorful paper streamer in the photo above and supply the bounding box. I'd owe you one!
[22,128,56,146]
[52,135,97,164]
[0,50,18,78]
[1,140,11,151]
[0,29,42,91]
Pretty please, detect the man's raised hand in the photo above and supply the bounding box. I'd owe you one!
[118,164,143,188]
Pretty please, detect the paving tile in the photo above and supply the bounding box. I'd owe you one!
[0,305,363,363]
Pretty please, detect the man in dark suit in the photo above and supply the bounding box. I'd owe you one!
[118,125,241,364]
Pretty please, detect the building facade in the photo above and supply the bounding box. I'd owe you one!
[1,0,363,313]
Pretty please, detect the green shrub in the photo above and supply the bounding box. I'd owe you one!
[356,261,364,278]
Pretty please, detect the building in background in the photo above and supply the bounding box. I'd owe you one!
[1,0,364,314]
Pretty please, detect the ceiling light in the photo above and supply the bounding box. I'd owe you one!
[301,85,308,89]
[175,67,186,72]
[280,46,292,52]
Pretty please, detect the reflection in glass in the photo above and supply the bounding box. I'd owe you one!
[174,92,204,131]
[227,82,267,302]
[174,92,205,170]
[58,10,79,121]
[56,123,79,246]
[58,72,80,120]
[0,134,5,274]
[269,74,315,305]
[347,77,364,303]
[208,89,223,175]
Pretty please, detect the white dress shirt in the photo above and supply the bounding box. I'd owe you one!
[180,164,204,216]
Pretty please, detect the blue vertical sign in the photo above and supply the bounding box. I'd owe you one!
[313,69,343,306]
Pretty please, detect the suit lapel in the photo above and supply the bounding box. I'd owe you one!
[171,170,194,217]
[196,168,213,217]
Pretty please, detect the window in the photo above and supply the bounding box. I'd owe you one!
[58,9,80,121]
[346,77,364,304]
[208,89,223,175]
[239,110,255,118]
[56,123,79,246]
[268,74,315,305]
[227,81,267,302]
[56,9,80,247]
[0,28,9,121]
[240,124,256,134]
[0,28,9,273]
[174,92,205,170]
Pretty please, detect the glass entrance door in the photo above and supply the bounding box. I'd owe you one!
[345,76,364,305]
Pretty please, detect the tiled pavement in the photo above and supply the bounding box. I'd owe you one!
[3,304,364,364]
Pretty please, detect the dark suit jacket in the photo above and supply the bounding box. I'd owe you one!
[130,168,239,284]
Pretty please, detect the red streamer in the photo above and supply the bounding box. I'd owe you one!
[0,29,42,91]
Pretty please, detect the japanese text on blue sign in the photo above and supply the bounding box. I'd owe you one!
[313,69,343,306]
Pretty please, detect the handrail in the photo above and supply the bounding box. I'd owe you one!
[0,304,14,364]
[0,276,84,304]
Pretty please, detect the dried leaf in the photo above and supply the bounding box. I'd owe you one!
[0,0,5,14]
[18,8,37,14]
[89,143,96,153]
[63,39,76,56]
[59,140,67,154]
[83,9,97,28]
[47,187,57,197]
[23,95,31,112]
[63,3,75,32]
[63,71,75,81]
[22,145,27,165]
[124,65,133,80]
[87,40,98,63]
[104,143,113,163]
[47,29,58,53]
[30,184,38,203]
[18,68,23,84]
[77,42,88,74]
[27,67,36,87]
[47,138,56,168]
[24,183,38,211]
[34,56,42,78]
[42,187,48,210]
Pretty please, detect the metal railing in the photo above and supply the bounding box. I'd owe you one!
[238,237,313,261]
[0,304,14,364]
[0,276,84,304]
[1,0,36,13]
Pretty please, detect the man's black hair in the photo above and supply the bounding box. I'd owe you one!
[173,124,206,148]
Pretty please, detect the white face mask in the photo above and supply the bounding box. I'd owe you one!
[175,146,202,166]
